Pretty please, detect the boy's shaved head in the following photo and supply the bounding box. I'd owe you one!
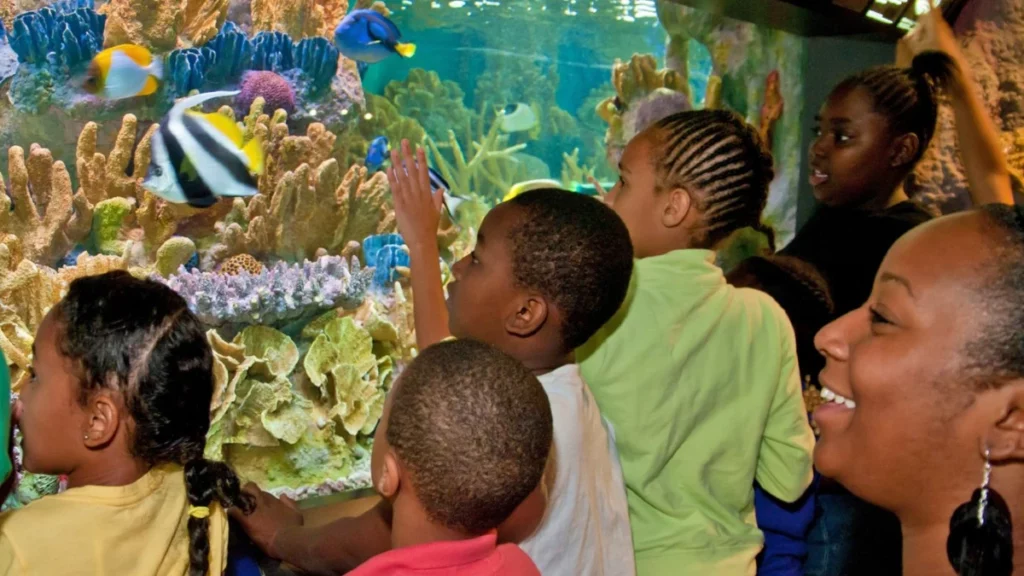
[386,339,553,535]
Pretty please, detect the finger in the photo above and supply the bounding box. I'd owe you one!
[415,147,431,195]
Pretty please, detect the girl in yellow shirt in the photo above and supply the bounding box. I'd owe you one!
[0,271,254,575]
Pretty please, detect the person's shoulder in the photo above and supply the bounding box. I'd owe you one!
[730,286,793,337]
[494,543,541,576]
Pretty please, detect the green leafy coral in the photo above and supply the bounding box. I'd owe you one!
[385,69,477,145]
[205,313,395,492]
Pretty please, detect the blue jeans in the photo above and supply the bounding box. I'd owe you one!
[804,479,902,576]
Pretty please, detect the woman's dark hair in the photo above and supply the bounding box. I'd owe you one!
[54,271,254,576]
[964,204,1024,385]
[832,51,957,168]
[647,108,777,252]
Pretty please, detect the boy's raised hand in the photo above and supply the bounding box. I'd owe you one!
[388,140,443,250]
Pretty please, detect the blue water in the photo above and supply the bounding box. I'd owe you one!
[359,1,674,182]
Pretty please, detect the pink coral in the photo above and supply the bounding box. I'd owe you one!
[236,71,297,117]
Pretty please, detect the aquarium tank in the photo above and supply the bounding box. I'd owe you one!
[0,0,810,507]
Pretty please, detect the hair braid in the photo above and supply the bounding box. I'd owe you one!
[832,51,956,167]
[55,271,255,576]
[649,109,776,250]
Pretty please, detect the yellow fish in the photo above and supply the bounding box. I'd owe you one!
[83,44,163,100]
[502,179,564,203]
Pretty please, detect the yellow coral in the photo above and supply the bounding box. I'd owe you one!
[219,254,265,276]
[100,0,229,50]
[0,145,91,266]
[251,0,349,39]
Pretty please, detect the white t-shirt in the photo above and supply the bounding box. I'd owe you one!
[519,364,636,576]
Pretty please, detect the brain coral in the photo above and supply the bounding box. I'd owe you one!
[236,70,296,117]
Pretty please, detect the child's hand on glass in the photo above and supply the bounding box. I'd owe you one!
[387,139,443,251]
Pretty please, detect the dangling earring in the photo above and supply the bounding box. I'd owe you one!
[946,448,1014,576]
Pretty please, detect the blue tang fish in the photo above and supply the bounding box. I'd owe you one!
[334,9,416,64]
[365,136,390,171]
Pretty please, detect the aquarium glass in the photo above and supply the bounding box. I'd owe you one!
[0,0,808,505]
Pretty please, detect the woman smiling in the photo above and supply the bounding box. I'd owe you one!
[814,204,1024,576]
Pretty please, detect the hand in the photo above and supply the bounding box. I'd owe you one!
[228,482,304,559]
[899,0,963,65]
[387,140,443,251]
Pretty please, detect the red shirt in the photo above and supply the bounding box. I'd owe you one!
[347,532,540,576]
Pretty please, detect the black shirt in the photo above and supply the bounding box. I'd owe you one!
[781,201,935,318]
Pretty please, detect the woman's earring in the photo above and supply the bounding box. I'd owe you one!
[947,448,1014,576]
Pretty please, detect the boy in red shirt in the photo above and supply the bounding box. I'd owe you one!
[348,338,552,576]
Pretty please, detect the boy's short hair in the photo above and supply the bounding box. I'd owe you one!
[506,189,634,350]
[386,339,553,535]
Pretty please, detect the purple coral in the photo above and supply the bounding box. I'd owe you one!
[236,70,296,117]
[163,255,373,327]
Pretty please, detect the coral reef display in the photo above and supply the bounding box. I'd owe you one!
[908,0,1024,212]
[0,0,809,505]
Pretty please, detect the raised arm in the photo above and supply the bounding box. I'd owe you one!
[899,3,1013,206]
[388,140,452,349]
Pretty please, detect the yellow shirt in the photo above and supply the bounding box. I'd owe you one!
[0,464,229,575]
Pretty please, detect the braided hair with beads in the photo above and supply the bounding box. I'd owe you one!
[647,109,777,251]
[54,271,255,576]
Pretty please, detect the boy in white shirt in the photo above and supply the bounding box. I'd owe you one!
[230,141,637,575]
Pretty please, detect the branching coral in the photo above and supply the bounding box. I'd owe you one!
[424,118,527,202]
[206,99,395,265]
[0,145,92,267]
[164,255,372,327]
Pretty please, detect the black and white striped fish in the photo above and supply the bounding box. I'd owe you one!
[143,90,264,208]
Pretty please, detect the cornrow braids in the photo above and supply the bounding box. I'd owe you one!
[55,271,255,576]
[648,109,776,251]
[832,51,956,166]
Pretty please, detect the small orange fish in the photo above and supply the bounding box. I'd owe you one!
[83,44,163,100]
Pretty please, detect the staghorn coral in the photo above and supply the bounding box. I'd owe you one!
[560,148,595,187]
[163,255,372,327]
[424,118,527,203]
[0,144,92,267]
[250,0,348,39]
[99,0,228,51]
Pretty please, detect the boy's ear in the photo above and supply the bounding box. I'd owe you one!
[890,133,920,169]
[985,381,1024,463]
[376,450,402,499]
[661,187,692,228]
[82,390,119,449]
[505,296,548,339]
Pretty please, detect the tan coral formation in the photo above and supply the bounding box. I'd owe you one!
[0,145,92,267]
[250,0,349,39]
[100,0,229,51]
